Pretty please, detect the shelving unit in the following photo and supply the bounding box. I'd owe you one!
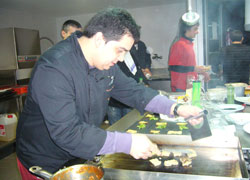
[0,27,41,158]
[0,27,41,113]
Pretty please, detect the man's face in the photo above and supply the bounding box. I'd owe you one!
[62,26,82,40]
[93,33,134,70]
[185,25,199,39]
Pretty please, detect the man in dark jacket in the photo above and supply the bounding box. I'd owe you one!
[222,30,250,84]
[61,19,82,40]
[16,8,203,179]
[131,40,152,79]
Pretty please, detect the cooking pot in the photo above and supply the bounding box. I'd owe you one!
[29,164,104,180]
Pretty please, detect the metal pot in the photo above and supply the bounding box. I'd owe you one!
[29,164,104,180]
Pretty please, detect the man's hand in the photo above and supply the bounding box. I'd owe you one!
[171,104,204,126]
[142,68,152,79]
[130,134,160,159]
[200,72,211,82]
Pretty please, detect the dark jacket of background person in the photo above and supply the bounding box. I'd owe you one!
[130,40,152,70]
[16,34,158,173]
[109,60,148,109]
[222,30,250,84]
[222,44,250,84]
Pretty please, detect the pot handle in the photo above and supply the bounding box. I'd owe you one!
[29,166,52,180]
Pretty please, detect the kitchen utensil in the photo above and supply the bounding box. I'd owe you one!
[29,164,104,180]
[185,110,212,141]
[182,0,200,26]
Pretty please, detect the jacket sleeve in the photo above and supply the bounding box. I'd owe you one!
[31,62,106,159]
[110,66,158,114]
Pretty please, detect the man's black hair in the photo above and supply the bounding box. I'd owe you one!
[82,8,140,42]
[62,20,82,32]
[230,30,243,42]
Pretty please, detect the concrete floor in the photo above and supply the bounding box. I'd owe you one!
[0,121,110,180]
[0,153,21,180]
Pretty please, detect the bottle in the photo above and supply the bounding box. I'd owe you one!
[0,114,17,141]
[227,85,234,104]
[138,77,144,85]
[192,81,201,108]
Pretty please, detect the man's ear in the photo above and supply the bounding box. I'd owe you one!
[241,37,244,43]
[61,31,66,40]
[94,32,106,48]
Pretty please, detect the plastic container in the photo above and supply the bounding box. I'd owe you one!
[0,114,17,141]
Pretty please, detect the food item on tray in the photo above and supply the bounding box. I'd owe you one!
[161,150,171,157]
[167,131,182,135]
[139,121,148,124]
[150,130,160,134]
[156,122,167,129]
[164,159,178,167]
[156,122,167,126]
[177,95,189,102]
[186,149,197,158]
[126,129,137,133]
[172,151,182,157]
[149,116,159,121]
[199,65,211,72]
[145,114,159,120]
[145,114,154,118]
[149,158,162,167]
[179,124,189,131]
[137,123,146,129]
[180,156,192,167]
[176,122,187,126]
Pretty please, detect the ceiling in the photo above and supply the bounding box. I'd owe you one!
[1,0,179,17]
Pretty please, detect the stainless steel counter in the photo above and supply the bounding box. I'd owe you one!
[148,68,171,92]
[104,97,250,179]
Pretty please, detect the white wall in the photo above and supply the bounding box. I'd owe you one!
[56,2,186,68]
[56,1,204,68]
[55,1,205,69]
[129,3,186,68]
[0,8,57,54]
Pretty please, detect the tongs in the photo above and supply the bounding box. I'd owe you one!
[184,110,208,122]
[184,109,212,140]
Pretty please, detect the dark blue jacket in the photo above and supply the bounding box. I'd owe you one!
[16,33,158,172]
